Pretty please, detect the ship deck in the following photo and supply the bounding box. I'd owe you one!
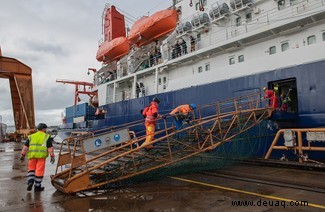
[1,141,325,211]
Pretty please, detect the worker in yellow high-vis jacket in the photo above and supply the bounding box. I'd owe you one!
[20,123,55,192]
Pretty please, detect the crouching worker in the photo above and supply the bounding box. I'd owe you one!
[141,97,165,149]
[170,103,197,131]
[20,123,55,192]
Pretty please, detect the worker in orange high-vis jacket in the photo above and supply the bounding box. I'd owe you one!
[170,103,197,130]
[141,97,165,149]
[20,123,55,192]
[263,87,279,109]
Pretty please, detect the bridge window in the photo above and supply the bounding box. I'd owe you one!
[198,66,203,73]
[278,0,285,10]
[236,17,241,26]
[307,35,316,45]
[205,63,210,71]
[290,0,298,5]
[229,57,235,65]
[323,32,325,41]
[246,13,252,23]
[158,78,161,85]
[197,33,201,41]
[269,46,276,55]
[281,42,289,52]
[238,55,244,63]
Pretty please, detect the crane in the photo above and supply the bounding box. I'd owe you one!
[56,79,98,106]
[0,47,35,137]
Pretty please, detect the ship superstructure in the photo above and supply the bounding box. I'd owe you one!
[94,0,325,106]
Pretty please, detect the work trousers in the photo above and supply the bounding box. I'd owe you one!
[144,122,156,144]
[27,158,46,187]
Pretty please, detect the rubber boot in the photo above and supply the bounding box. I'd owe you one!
[27,179,34,191]
[34,186,45,192]
[27,183,33,191]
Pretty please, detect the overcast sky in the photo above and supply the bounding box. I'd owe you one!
[0,0,172,127]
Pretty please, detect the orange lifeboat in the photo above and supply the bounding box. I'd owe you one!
[128,16,149,45]
[96,37,129,62]
[128,9,178,47]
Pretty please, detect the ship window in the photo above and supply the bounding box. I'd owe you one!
[238,55,244,63]
[281,42,289,52]
[246,13,252,23]
[205,63,210,71]
[203,0,207,6]
[278,0,285,10]
[158,78,162,85]
[198,66,203,73]
[163,77,167,83]
[290,0,298,5]
[323,32,325,41]
[307,35,316,45]
[229,57,235,65]
[197,33,201,41]
[269,46,276,55]
[236,17,241,26]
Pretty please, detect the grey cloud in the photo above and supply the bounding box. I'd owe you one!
[23,40,68,57]
[34,86,75,110]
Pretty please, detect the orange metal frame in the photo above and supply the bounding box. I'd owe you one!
[0,54,35,130]
[264,128,325,163]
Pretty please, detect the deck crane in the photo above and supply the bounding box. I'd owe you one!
[56,79,98,107]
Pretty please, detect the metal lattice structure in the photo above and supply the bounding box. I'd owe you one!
[51,92,272,194]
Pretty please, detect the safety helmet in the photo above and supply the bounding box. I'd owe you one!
[263,87,267,91]
[36,123,48,130]
[153,97,160,104]
[189,103,197,110]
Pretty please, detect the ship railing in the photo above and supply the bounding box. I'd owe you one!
[99,92,269,138]
[100,91,269,137]
[162,0,325,61]
[60,92,269,144]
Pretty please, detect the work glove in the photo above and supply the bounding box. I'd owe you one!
[19,154,25,161]
[50,156,55,164]
[161,115,166,119]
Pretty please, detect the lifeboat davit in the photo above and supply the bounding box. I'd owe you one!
[128,9,178,47]
[96,37,129,62]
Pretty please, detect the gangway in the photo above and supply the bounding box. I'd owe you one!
[51,92,273,194]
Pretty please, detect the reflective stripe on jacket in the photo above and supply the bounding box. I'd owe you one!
[27,131,50,159]
[145,101,159,124]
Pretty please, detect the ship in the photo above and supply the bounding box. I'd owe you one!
[58,0,325,161]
